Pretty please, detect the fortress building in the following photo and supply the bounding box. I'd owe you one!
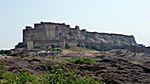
[15,22,138,51]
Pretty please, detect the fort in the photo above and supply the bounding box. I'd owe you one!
[15,22,138,51]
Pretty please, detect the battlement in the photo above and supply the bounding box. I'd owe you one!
[25,26,33,30]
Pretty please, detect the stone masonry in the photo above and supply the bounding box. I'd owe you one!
[18,22,137,50]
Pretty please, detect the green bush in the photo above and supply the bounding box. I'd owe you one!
[0,62,39,84]
[68,57,96,65]
[16,72,39,84]
[1,71,39,84]
[1,71,17,84]
[44,65,101,84]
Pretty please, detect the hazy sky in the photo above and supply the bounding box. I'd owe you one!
[0,0,150,49]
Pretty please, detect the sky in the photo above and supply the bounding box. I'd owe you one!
[0,0,150,50]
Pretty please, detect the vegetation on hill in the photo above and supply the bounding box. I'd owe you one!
[0,47,150,84]
[67,57,96,65]
[0,56,102,84]
[0,50,11,56]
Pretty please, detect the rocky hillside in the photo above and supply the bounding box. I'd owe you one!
[0,48,150,84]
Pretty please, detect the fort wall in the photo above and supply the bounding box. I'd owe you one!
[21,22,138,50]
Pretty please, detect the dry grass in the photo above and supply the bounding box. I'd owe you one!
[62,47,98,54]
[130,61,142,65]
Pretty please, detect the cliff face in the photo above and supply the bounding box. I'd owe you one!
[21,22,137,50]
[82,33,137,50]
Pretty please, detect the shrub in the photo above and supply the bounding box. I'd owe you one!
[16,71,39,84]
[0,62,39,84]
[1,71,17,83]
[0,70,39,84]
[44,65,101,84]
[68,57,96,65]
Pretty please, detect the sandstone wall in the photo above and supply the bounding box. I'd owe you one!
[22,22,138,50]
[23,28,46,43]
[33,40,64,49]
[27,41,33,50]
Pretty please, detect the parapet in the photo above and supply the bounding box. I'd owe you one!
[75,25,80,30]
[34,22,71,28]
[25,26,33,30]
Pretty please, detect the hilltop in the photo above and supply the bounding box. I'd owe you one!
[0,47,150,84]
[1,21,150,84]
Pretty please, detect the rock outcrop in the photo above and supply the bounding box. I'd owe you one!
[1,49,150,84]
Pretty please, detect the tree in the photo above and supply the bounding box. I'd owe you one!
[0,50,11,55]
